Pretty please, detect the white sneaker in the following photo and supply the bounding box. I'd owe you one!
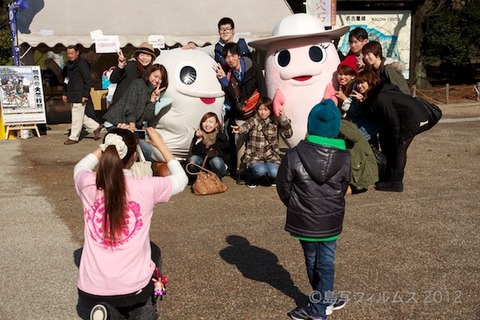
[90,304,108,320]
[326,297,347,315]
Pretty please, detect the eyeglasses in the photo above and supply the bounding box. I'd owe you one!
[219,28,233,33]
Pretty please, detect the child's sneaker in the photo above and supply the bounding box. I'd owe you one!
[90,304,108,320]
[287,306,326,320]
[326,297,347,315]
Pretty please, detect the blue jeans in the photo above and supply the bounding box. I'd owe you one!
[300,240,337,316]
[139,140,155,162]
[187,155,227,178]
[247,162,279,181]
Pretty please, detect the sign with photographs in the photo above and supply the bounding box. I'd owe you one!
[0,66,46,125]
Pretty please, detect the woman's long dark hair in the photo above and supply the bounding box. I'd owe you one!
[96,128,138,246]
[141,63,169,91]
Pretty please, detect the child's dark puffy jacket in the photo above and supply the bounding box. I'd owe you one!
[276,139,350,239]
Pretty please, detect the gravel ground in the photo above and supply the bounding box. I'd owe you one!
[0,103,479,319]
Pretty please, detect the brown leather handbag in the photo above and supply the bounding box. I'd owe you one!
[185,157,227,196]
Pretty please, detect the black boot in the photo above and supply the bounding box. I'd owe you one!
[375,170,404,192]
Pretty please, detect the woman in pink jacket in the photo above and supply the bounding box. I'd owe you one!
[74,127,187,320]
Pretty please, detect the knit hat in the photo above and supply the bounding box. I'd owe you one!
[338,55,358,74]
[135,42,157,59]
[307,99,341,138]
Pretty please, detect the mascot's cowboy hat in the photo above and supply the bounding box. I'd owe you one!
[250,13,350,50]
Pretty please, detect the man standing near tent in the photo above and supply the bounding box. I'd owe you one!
[62,45,101,145]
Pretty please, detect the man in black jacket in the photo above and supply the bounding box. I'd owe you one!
[62,45,101,145]
[277,99,350,320]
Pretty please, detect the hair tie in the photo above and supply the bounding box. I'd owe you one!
[99,133,128,159]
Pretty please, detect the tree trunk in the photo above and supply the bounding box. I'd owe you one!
[412,1,432,89]
[412,0,449,89]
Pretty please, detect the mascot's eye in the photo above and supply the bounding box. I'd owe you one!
[275,49,291,67]
[309,45,327,63]
[179,66,197,85]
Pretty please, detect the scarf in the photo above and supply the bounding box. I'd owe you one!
[202,130,218,149]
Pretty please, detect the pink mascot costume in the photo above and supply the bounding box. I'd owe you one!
[250,14,349,147]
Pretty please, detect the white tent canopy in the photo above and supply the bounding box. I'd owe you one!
[17,0,293,48]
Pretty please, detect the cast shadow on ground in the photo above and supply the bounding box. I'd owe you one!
[219,235,308,306]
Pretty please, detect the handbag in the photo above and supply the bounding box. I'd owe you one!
[130,145,154,177]
[415,97,443,134]
[230,73,260,118]
[370,144,387,179]
[238,90,260,118]
[185,157,227,195]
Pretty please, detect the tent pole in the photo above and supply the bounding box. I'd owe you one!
[20,46,32,60]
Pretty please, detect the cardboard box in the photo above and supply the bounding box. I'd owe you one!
[90,89,108,110]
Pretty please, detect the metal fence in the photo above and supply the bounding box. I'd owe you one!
[411,84,480,104]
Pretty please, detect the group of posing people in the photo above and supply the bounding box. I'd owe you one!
[184,17,293,189]
[71,21,436,320]
[185,24,430,196]
[62,22,427,195]
[335,27,431,193]
[185,95,293,189]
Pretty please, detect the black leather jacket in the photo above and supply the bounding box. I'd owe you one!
[277,139,350,239]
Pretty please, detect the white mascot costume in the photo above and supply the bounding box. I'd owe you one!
[152,49,225,160]
[250,14,349,147]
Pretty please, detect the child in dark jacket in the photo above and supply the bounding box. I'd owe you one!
[186,112,230,179]
[277,99,350,320]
